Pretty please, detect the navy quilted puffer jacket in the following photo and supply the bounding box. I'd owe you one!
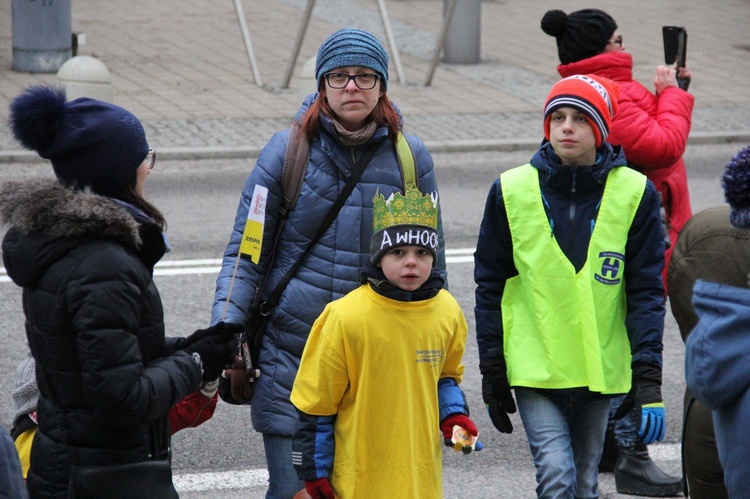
[211,94,445,435]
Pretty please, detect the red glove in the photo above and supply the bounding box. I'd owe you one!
[305,477,335,499]
[440,413,478,442]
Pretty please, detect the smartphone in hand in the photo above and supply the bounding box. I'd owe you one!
[662,26,689,90]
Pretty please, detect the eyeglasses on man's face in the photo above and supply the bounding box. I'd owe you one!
[324,72,380,90]
[144,149,156,170]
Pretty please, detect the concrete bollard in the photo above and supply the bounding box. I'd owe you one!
[298,56,318,104]
[442,0,481,64]
[56,56,114,103]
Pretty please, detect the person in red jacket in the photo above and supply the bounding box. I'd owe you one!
[542,8,693,498]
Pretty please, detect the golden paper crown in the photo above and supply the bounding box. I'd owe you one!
[372,186,438,233]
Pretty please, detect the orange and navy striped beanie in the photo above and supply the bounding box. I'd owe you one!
[543,74,620,147]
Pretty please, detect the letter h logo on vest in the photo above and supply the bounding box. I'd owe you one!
[595,251,625,285]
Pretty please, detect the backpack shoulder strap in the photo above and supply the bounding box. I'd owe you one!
[283,127,417,210]
[281,123,310,216]
[396,131,418,191]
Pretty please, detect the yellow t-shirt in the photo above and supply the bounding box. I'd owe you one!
[14,426,36,479]
[291,284,467,499]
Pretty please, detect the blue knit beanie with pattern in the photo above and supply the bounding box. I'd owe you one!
[722,145,750,228]
[316,28,389,90]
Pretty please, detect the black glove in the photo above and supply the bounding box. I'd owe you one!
[184,322,244,381]
[172,331,208,352]
[175,321,244,351]
[613,361,663,420]
[480,358,516,434]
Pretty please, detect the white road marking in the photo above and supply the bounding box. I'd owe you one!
[173,468,268,492]
[0,248,477,282]
[171,443,682,492]
[648,443,682,461]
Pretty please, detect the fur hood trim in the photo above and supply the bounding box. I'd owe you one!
[0,177,142,248]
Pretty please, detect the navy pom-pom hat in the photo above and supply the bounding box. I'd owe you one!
[722,145,750,228]
[9,85,149,197]
[316,28,389,90]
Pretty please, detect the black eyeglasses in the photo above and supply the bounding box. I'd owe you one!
[324,72,380,90]
[144,149,156,170]
[608,35,623,46]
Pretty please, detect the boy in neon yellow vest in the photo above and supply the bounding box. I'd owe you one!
[291,187,480,499]
[474,74,667,498]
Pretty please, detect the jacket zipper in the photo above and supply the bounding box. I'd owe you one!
[569,168,577,250]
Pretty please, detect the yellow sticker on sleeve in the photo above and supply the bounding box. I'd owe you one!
[239,185,268,263]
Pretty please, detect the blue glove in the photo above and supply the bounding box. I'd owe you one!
[614,361,666,445]
[639,402,666,444]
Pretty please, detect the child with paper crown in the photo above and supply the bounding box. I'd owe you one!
[474,74,667,498]
[290,186,480,499]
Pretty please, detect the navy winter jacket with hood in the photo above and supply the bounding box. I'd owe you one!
[211,94,445,435]
[474,141,665,374]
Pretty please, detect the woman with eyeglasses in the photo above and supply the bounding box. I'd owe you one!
[541,8,693,499]
[210,28,444,498]
[1,85,241,498]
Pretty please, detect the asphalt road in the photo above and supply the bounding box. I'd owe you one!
[0,141,742,497]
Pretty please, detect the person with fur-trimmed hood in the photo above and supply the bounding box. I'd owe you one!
[1,85,241,498]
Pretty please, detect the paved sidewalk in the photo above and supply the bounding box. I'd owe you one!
[1,0,749,161]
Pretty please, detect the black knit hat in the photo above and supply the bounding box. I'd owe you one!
[9,85,149,197]
[722,145,750,228]
[541,9,618,64]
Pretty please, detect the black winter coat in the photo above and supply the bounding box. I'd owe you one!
[0,179,202,498]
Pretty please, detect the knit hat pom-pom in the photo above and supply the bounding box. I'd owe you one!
[541,10,569,37]
[722,146,750,227]
[8,84,149,197]
[9,85,67,153]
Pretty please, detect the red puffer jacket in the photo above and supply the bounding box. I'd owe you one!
[558,51,694,287]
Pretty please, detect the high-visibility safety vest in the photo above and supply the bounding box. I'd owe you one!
[500,164,647,394]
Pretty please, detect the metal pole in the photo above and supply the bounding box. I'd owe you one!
[376,0,406,85]
[441,0,481,63]
[280,0,316,89]
[12,0,72,73]
[424,0,457,86]
[233,0,263,87]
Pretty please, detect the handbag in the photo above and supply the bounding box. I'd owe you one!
[70,460,178,499]
[219,141,379,405]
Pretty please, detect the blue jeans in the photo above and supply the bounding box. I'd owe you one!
[608,395,639,447]
[263,433,304,499]
[516,388,611,499]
